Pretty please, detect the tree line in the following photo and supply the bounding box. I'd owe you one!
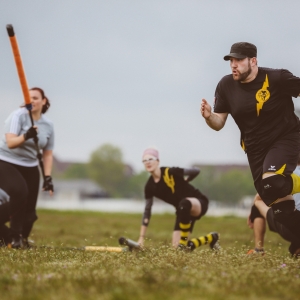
[54,143,256,203]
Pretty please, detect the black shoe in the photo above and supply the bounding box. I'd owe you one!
[0,238,6,248]
[22,238,34,249]
[209,232,220,250]
[11,236,23,249]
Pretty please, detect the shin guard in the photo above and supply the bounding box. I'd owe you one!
[272,200,300,239]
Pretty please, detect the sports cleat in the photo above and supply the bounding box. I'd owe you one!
[209,232,220,250]
[291,247,300,258]
[246,248,265,255]
[11,236,24,249]
[0,238,6,248]
[22,238,34,249]
[177,244,191,252]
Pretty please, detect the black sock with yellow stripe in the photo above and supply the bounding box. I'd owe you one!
[179,222,191,246]
[177,199,192,247]
[188,233,214,250]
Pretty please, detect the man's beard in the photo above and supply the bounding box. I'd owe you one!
[233,61,252,81]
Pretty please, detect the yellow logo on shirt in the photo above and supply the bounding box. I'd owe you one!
[163,168,175,193]
[256,74,270,116]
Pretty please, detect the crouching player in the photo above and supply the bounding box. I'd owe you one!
[247,193,300,256]
[138,148,220,251]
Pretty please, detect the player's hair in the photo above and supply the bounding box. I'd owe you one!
[298,152,300,165]
[29,87,51,114]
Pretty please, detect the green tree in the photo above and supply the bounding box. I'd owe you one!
[213,169,255,203]
[63,163,89,179]
[193,166,255,204]
[122,171,149,199]
[87,144,127,197]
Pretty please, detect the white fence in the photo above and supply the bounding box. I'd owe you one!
[37,198,249,218]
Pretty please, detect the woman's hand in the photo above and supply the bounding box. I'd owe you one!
[138,236,145,248]
[247,214,254,229]
[43,176,54,196]
[24,126,38,141]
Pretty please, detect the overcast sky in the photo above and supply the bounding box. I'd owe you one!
[1,1,300,171]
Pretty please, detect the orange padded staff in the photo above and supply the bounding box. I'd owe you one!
[6,24,45,180]
[6,24,31,108]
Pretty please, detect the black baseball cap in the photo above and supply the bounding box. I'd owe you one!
[224,42,257,61]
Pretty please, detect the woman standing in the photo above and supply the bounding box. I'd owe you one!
[0,87,54,248]
[138,148,219,251]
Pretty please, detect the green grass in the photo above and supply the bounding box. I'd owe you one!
[0,210,299,300]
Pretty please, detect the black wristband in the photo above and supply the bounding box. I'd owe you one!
[43,176,54,192]
[24,127,38,141]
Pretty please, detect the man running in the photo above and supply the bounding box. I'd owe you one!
[201,42,300,239]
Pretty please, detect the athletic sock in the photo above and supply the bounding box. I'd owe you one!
[179,222,191,247]
[188,233,214,250]
[291,173,300,194]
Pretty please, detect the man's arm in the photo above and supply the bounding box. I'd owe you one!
[200,99,228,131]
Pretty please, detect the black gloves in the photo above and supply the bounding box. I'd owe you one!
[43,176,54,192]
[24,127,38,141]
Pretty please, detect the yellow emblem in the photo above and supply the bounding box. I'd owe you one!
[275,164,286,175]
[255,74,270,116]
[241,139,245,151]
[163,168,175,193]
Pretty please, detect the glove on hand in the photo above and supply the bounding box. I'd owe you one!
[24,127,38,141]
[43,176,54,192]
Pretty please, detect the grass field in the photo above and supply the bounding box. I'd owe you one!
[0,210,299,300]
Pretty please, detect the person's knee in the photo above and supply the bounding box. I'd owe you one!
[7,183,28,204]
[261,175,292,204]
[177,198,192,224]
[177,198,192,215]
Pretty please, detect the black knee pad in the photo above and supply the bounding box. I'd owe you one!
[177,198,192,223]
[261,175,293,205]
[272,200,295,224]
[249,205,264,223]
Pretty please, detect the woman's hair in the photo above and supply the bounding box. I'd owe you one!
[29,87,51,114]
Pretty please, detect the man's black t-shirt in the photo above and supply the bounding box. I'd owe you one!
[214,67,300,154]
[144,167,203,208]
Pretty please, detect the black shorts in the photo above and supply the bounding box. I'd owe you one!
[173,196,208,232]
[267,208,300,253]
[247,132,300,203]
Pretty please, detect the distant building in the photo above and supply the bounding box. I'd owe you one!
[39,179,109,202]
[194,163,250,174]
[52,156,72,173]
[52,155,134,178]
